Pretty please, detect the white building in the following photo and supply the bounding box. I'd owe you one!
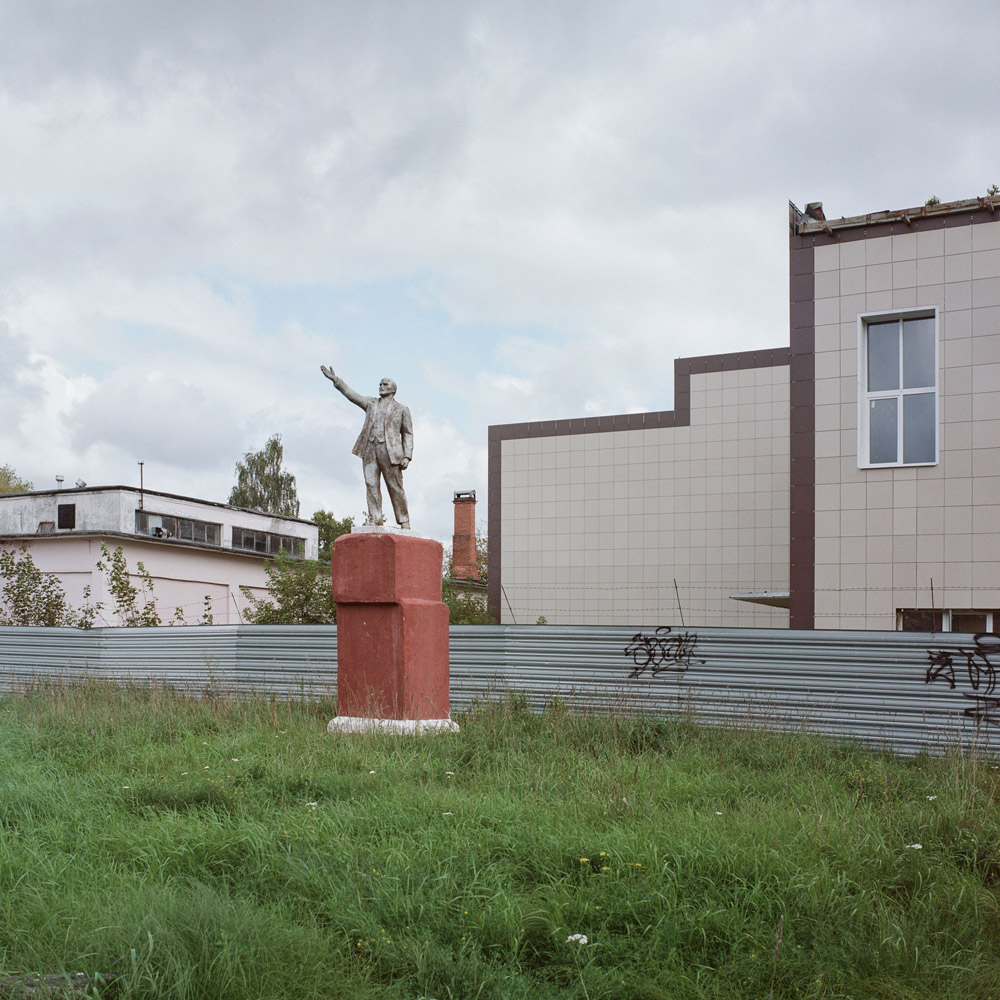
[0,486,319,625]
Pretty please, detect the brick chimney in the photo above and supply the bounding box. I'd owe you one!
[451,490,478,581]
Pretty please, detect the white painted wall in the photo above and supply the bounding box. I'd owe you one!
[0,535,271,624]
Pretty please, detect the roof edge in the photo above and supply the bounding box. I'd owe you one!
[0,485,318,526]
[793,195,999,236]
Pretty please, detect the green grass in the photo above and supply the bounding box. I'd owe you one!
[1,681,999,999]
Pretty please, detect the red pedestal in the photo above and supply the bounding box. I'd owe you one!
[328,531,455,732]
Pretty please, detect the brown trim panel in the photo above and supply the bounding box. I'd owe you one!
[487,347,790,621]
[788,235,815,628]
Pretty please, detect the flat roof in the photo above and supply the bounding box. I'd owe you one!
[0,485,317,527]
[0,528,292,560]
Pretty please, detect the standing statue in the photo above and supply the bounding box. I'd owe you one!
[321,366,413,529]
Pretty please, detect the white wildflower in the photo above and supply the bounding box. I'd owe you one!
[566,934,588,945]
[926,795,937,801]
[906,843,923,850]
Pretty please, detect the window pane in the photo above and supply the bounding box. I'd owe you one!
[902,317,935,388]
[952,612,988,633]
[901,610,942,632]
[206,525,220,546]
[867,322,899,391]
[869,397,897,463]
[179,519,193,540]
[903,392,935,463]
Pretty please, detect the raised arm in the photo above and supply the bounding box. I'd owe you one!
[320,365,369,410]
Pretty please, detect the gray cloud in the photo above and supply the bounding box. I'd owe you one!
[1,0,998,540]
[65,368,243,471]
[0,321,42,417]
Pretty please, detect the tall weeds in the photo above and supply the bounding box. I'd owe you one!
[1,682,998,999]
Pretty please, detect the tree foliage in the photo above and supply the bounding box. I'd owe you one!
[0,464,33,494]
[441,580,495,625]
[229,434,300,517]
[0,543,212,628]
[240,552,336,624]
[313,509,354,562]
[0,546,95,626]
[95,542,163,626]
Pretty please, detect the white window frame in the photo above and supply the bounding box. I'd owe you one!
[857,307,939,468]
[897,609,1000,633]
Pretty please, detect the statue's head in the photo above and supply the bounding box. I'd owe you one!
[379,377,397,397]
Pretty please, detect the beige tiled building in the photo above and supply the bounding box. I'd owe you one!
[489,195,1000,631]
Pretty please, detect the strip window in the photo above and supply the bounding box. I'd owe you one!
[899,609,1000,633]
[135,510,221,546]
[231,526,305,559]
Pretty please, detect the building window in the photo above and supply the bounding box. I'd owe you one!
[899,609,999,632]
[231,526,305,559]
[859,312,937,467]
[57,504,76,529]
[135,510,221,546]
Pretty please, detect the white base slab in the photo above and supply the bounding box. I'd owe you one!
[327,716,459,734]
[353,524,422,537]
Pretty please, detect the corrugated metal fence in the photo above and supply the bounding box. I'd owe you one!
[1,624,997,756]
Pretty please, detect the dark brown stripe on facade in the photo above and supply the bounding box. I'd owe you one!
[787,234,816,629]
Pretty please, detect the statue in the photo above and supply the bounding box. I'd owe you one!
[321,366,413,529]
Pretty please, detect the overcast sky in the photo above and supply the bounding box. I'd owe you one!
[2,0,998,545]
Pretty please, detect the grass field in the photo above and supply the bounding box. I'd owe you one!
[1,682,999,999]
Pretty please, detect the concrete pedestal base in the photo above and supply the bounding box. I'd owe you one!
[328,531,457,733]
[327,716,460,734]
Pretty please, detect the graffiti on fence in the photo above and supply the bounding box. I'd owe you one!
[924,633,1000,727]
[624,626,705,679]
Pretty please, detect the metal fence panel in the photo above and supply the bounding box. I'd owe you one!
[1,624,997,755]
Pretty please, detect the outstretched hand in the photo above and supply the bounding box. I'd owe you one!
[320,364,336,381]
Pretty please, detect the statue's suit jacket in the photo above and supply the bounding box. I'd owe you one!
[334,377,413,466]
